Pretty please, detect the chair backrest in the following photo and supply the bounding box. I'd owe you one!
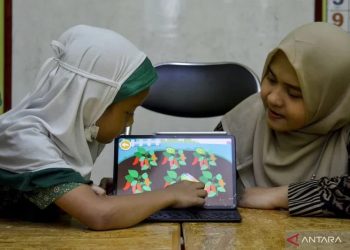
[141,62,260,118]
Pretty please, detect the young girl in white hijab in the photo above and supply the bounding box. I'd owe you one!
[217,22,350,217]
[0,25,207,229]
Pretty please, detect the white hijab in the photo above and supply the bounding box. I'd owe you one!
[0,25,146,178]
[222,22,350,187]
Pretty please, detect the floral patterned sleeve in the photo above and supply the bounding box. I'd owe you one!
[288,176,350,217]
[25,182,82,209]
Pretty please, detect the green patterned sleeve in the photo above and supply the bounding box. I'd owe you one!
[24,182,82,209]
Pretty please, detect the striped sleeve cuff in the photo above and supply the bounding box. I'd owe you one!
[288,180,324,217]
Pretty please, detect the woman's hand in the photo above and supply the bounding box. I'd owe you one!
[165,181,207,208]
[99,177,114,195]
[91,184,106,196]
[239,186,288,209]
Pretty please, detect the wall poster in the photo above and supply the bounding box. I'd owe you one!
[0,0,4,114]
[316,0,350,31]
[0,0,11,114]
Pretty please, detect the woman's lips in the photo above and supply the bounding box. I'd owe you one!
[268,108,284,120]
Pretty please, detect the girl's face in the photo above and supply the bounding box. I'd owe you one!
[260,51,308,132]
[95,89,149,143]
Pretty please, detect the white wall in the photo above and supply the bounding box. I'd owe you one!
[12,0,314,183]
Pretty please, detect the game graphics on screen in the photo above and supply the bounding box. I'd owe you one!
[116,137,234,207]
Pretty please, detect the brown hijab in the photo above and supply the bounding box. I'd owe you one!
[222,22,350,187]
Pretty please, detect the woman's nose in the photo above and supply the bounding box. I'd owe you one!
[267,86,283,107]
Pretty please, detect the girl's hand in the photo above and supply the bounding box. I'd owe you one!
[165,181,207,208]
[56,181,206,230]
[239,186,288,209]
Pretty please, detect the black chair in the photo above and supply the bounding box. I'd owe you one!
[142,62,260,118]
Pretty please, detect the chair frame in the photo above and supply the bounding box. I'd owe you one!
[142,61,260,116]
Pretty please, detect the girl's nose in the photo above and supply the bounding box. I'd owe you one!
[126,116,134,127]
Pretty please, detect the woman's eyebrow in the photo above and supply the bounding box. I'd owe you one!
[269,66,301,91]
[268,67,276,78]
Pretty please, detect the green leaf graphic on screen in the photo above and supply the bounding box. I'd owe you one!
[123,169,152,194]
[200,171,227,198]
[192,148,217,170]
[132,147,158,170]
[163,170,179,188]
[161,148,187,169]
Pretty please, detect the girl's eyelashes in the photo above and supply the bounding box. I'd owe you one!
[126,111,134,117]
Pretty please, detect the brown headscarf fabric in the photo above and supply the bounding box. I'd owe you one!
[222,22,350,188]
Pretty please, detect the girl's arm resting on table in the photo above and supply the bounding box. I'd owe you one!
[239,176,350,217]
[55,181,206,230]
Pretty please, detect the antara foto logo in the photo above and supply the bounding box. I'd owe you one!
[286,232,343,248]
[287,233,299,247]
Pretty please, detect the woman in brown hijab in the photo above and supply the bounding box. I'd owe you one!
[218,22,350,217]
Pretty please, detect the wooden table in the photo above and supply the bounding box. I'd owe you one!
[0,216,181,250]
[1,208,350,250]
[182,208,350,250]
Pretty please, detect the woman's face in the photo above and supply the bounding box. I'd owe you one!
[260,51,308,132]
[95,89,149,143]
